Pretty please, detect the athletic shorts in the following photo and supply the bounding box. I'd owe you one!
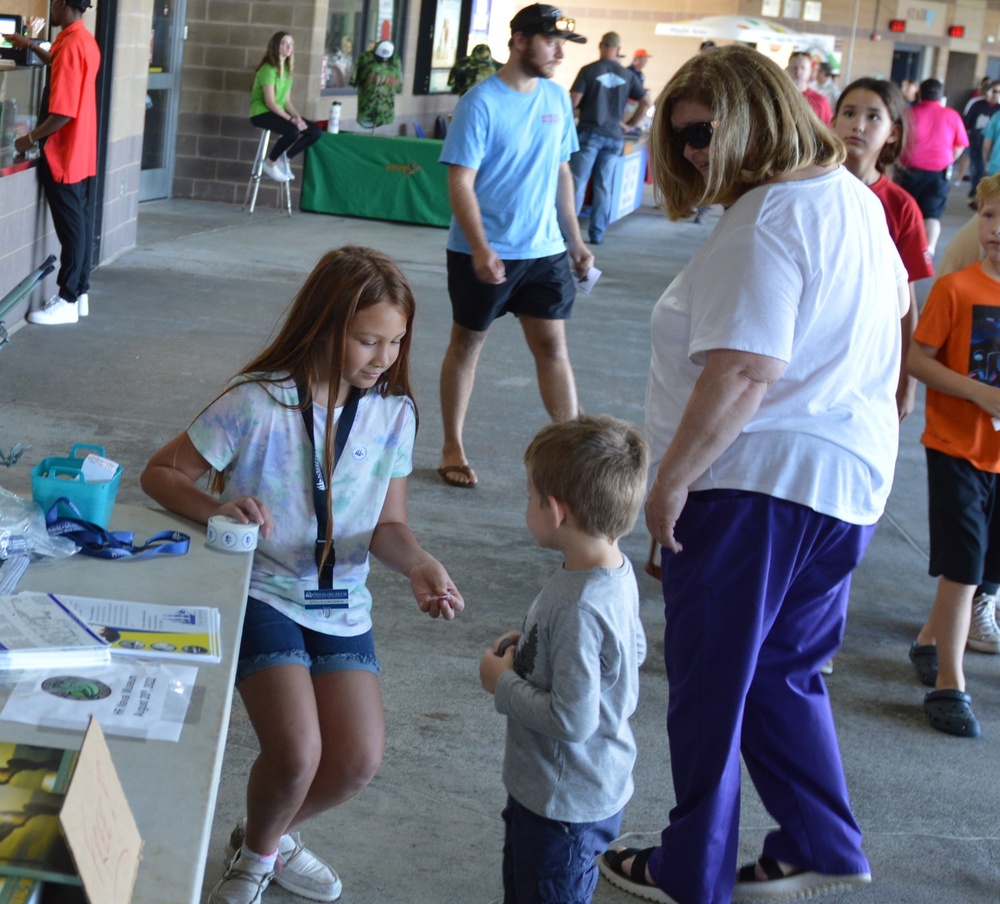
[235,596,381,683]
[446,250,575,332]
[926,448,1000,586]
[896,167,951,220]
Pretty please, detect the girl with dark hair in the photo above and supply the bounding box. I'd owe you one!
[141,246,464,904]
[250,31,322,183]
[834,77,934,421]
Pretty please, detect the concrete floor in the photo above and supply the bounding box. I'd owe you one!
[1,181,997,904]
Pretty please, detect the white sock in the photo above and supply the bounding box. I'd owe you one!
[240,841,277,871]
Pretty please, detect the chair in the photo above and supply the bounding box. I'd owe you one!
[434,115,448,139]
[242,130,292,217]
[412,122,426,139]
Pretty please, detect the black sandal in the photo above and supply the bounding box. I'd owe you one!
[599,846,677,903]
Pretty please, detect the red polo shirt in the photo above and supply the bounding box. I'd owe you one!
[44,19,100,184]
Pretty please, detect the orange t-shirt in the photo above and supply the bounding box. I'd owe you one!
[43,20,100,184]
[914,261,1000,472]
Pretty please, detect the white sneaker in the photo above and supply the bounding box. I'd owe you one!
[77,293,89,316]
[27,294,79,325]
[968,592,1000,653]
[281,154,296,180]
[262,160,290,183]
[227,819,342,902]
[208,853,273,904]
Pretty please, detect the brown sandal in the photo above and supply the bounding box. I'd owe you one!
[437,464,478,488]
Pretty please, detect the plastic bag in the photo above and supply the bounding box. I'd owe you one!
[0,484,77,560]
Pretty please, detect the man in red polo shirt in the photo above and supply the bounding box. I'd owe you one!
[787,50,832,125]
[11,0,100,326]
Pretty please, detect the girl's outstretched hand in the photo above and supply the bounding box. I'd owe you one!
[409,556,465,620]
[217,496,275,540]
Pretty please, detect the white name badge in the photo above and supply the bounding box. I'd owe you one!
[303,588,349,610]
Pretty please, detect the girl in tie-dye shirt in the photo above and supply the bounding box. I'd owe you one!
[141,246,464,904]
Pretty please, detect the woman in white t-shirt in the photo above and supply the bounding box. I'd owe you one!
[599,46,908,904]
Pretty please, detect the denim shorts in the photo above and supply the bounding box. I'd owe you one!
[235,596,381,684]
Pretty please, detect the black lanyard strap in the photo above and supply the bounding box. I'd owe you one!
[295,381,361,590]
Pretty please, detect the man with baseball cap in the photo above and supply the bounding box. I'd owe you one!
[7,0,99,325]
[627,48,651,88]
[569,32,650,245]
[436,4,593,489]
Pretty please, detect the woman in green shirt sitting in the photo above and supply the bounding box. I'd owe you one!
[250,32,322,183]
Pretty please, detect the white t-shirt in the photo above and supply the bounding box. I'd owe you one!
[645,166,907,525]
[188,376,415,635]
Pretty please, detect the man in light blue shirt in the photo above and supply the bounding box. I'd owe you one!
[436,4,594,489]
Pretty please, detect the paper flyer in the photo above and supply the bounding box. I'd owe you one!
[61,596,221,663]
[0,661,198,743]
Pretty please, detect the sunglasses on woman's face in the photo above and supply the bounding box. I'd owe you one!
[672,121,715,150]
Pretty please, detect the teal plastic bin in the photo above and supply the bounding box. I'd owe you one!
[31,443,122,528]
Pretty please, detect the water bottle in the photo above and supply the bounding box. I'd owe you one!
[328,101,341,134]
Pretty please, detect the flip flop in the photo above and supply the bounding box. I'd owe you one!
[437,464,477,488]
[598,847,677,903]
[923,689,981,738]
[909,641,938,687]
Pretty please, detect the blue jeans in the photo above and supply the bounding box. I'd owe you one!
[236,596,381,683]
[502,795,622,903]
[570,131,624,243]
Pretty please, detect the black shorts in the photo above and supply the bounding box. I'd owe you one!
[896,167,951,220]
[926,448,1000,585]
[446,250,575,332]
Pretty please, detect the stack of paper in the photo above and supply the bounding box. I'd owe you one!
[62,596,222,663]
[0,593,110,670]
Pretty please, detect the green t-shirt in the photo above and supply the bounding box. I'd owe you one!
[250,62,292,117]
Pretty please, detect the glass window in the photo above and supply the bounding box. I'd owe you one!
[323,0,407,93]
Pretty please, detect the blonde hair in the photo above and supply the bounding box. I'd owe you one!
[524,415,648,542]
[651,44,845,220]
[976,174,1000,208]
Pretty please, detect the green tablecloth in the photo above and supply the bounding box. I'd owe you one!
[301,132,451,228]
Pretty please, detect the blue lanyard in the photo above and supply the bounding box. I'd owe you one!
[296,381,361,590]
[45,499,190,560]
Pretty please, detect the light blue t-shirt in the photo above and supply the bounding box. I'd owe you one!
[439,74,578,259]
[188,376,415,636]
[984,113,1000,175]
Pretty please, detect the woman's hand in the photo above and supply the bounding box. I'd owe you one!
[645,477,688,553]
[409,556,465,620]
[217,496,274,540]
[479,643,515,694]
[294,115,307,131]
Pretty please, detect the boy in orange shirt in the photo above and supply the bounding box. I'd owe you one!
[907,173,1000,737]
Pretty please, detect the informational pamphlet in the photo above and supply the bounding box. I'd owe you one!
[61,596,221,663]
[0,661,198,743]
[0,593,110,671]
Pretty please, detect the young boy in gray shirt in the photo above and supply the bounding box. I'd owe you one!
[480,414,647,903]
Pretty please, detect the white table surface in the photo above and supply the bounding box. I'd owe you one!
[2,504,252,904]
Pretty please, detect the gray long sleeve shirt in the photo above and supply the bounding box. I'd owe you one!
[494,557,645,822]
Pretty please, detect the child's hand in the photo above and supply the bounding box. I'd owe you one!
[410,557,465,620]
[480,645,515,694]
[971,381,1000,419]
[492,631,520,656]
[217,496,274,540]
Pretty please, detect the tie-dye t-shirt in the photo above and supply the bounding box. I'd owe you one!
[188,375,415,636]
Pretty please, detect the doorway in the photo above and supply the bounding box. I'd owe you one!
[140,0,186,200]
[944,50,978,110]
[891,44,923,86]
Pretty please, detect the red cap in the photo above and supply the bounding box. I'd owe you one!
[633,48,651,58]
